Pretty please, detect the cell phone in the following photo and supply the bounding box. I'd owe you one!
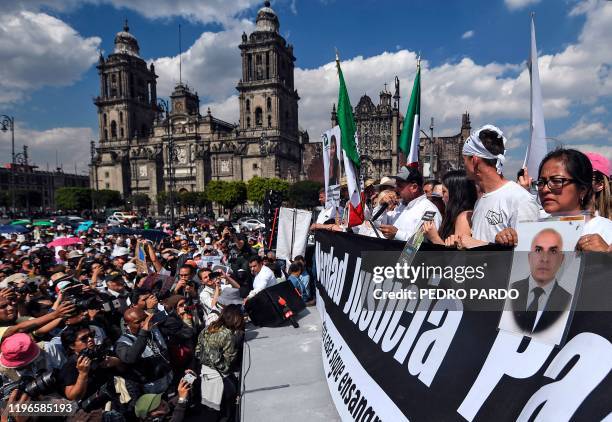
[182,372,197,385]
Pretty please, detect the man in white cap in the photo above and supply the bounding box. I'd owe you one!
[459,125,539,246]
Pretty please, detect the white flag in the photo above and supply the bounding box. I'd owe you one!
[523,14,547,177]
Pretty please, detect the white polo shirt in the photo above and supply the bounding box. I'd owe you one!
[391,194,442,242]
[247,264,277,299]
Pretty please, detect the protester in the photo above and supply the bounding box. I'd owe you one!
[495,148,612,251]
[423,170,477,245]
[459,124,540,246]
[246,256,277,300]
[378,166,442,241]
[586,152,611,219]
[195,304,244,422]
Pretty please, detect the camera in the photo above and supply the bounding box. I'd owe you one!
[0,371,57,400]
[63,284,99,312]
[79,381,114,411]
[79,345,108,363]
[10,280,38,295]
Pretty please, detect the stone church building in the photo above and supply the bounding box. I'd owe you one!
[91,2,307,211]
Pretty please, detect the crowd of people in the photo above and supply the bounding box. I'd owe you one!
[0,123,610,422]
[313,124,612,253]
[0,216,314,422]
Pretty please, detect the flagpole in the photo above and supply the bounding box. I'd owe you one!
[525,12,533,169]
[335,48,344,227]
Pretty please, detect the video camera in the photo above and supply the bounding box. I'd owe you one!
[0,371,57,400]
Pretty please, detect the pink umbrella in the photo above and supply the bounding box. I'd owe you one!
[47,237,84,248]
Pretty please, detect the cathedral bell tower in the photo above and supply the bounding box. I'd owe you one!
[237,1,299,139]
[94,20,158,142]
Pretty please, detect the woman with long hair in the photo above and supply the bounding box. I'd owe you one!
[423,170,478,245]
[585,152,611,219]
[196,305,245,421]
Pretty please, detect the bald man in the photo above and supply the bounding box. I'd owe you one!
[116,307,173,394]
[511,228,571,333]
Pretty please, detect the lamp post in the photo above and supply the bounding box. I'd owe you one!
[420,117,435,180]
[0,115,15,214]
[157,99,175,227]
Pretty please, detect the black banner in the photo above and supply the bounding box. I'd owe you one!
[314,231,612,422]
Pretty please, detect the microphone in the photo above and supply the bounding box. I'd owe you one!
[371,202,389,221]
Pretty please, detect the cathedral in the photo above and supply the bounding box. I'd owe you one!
[91,1,307,212]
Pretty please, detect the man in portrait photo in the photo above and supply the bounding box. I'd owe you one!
[510,228,572,334]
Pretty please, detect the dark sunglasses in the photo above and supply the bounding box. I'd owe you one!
[77,332,95,342]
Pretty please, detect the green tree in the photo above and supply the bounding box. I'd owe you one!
[206,180,246,217]
[55,187,91,211]
[178,191,201,212]
[130,193,151,209]
[247,177,290,205]
[93,189,123,209]
[287,181,322,208]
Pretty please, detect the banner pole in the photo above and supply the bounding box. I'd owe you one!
[269,207,280,249]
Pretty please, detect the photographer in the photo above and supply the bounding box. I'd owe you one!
[158,295,197,376]
[116,308,173,394]
[58,323,121,402]
[134,378,191,422]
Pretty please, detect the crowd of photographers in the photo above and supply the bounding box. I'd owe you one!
[0,219,313,422]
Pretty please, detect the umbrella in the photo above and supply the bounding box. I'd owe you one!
[0,224,29,234]
[33,220,53,227]
[47,237,84,248]
[107,227,169,242]
[75,221,94,233]
[10,219,31,226]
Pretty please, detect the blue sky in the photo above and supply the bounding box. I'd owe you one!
[0,0,609,177]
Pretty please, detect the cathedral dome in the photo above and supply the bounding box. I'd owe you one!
[114,20,140,56]
[255,1,279,33]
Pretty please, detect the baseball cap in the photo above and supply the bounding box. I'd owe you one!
[122,262,137,274]
[112,246,130,258]
[391,166,423,185]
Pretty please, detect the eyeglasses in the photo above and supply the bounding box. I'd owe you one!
[535,177,575,191]
[77,332,95,342]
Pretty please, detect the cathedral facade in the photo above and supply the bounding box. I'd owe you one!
[91,2,307,212]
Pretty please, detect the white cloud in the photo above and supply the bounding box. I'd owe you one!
[0,125,95,174]
[201,95,240,125]
[572,143,612,163]
[590,105,606,115]
[151,20,254,100]
[0,11,100,104]
[559,118,610,141]
[461,30,474,40]
[10,0,262,26]
[504,0,541,11]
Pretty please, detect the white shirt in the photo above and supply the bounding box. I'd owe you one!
[390,194,442,242]
[247,264,277,299]
[472,181,540,243]
[316,206,336,224]
[526,276,556,330]
[583,216,612,244]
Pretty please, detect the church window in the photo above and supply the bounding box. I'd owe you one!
[266,97,272,112]
[265,52,270,79]
[256,54,263,80]
[246,99,250,112]
[119,112,123,123]
[247,54,253,81]
[120,127,124,138]
[268,115,272,128]
[253,163,258,170]
[103,129,108,140]
[111,121,117,138]
[105,183,110,189]
[246,117,251,128]
[255,107,262,127]
[103,114,107,126]
[105,172,109,178]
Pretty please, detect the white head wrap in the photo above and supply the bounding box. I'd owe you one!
[462,124,507,174]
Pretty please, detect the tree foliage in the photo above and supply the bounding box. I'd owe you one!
[287,180,322,208]
[55,188,92,211]
[130,193,151,208]
[93,189,123,208]
[206,180,246,212]
[247,177,290,205]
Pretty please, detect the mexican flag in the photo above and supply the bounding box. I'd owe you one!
[399,64,421,167]
[336,57,364,227]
